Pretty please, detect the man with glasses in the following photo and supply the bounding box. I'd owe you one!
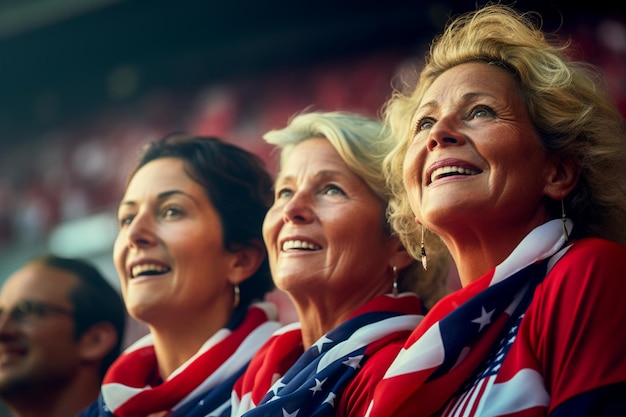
[0,254,126,417]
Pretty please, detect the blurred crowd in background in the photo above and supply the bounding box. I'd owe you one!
[0,49,406,245]
[0,1,623,249]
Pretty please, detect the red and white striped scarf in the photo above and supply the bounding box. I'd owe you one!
[100,302,280,417]
[366,219,571,417]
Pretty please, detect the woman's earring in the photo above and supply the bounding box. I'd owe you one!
[233,284,240,309]
[561,199,569,243]
[392,265,399,296]
[421,225,428,271]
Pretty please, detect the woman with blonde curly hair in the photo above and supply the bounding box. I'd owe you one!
[367,3,626,417]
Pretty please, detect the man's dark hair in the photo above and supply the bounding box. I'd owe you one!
[31,254,126,379]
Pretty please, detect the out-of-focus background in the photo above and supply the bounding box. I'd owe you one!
[0,1,622,412]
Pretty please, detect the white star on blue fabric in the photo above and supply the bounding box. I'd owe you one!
[313,336,333,354]
[324,392,336,407]
[309,377,326,395]
[471,306,495,331]
[282,407,299,417]
[270,380,286,397]
[343,354,364,369]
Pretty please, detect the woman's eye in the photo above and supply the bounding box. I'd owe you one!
[162,206,183,218]
[323,184,345,196]
[276,188,293,199]
[118,215,134,227]
[470,106,495,119]
[415,116,435,133]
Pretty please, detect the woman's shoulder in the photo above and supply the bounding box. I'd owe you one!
[527,237,626,406]
[558,237,626,267]
[541,237,626,295]
[571,237,625,250]
[339,338,409,417]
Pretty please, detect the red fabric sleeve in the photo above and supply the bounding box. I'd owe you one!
[526,238,626,413]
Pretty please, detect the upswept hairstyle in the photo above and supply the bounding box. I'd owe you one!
[127,133,275,312]
[264,110,449,308]
[384,3,626,252]
[31,254,126,380]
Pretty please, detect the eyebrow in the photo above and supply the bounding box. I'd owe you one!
[278,169,348,182]
[118,189,192,208]
[418,91,498,113]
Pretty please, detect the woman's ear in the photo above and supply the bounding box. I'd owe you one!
[228,239,266,285]
[544,155,580,199]
[389,238,414,271]
[78,321,119,363]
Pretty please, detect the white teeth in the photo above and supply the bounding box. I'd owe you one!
[430,166,478,183]
[131,263,170,278]
[282,240,321,251]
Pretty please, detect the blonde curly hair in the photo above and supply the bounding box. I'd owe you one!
[383,3,626,260]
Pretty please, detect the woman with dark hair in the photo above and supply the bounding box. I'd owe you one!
[80,133,281,417]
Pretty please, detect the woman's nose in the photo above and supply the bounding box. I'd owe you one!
[125,212,157,248]
[426,116,466,151]
[282,193,314,224]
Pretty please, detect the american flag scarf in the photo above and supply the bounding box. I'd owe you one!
[93,302,280,417]
[366,219,571,417]
[232,293,424,417]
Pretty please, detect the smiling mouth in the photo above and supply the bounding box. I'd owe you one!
[131,263,171,278]
[281,240,321,251]
[430,166,480,183]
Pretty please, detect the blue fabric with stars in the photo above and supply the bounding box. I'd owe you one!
[430,259,548,381]
[242,311,401,417]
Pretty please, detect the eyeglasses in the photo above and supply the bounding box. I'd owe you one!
[0,300,74,324]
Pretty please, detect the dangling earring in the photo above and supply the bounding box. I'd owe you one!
[420,225,428,271]
[561,198,569,243]
[392,265,399,296]
[233,284,240,309]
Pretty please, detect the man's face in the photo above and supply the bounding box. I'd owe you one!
[0,263,81,396]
